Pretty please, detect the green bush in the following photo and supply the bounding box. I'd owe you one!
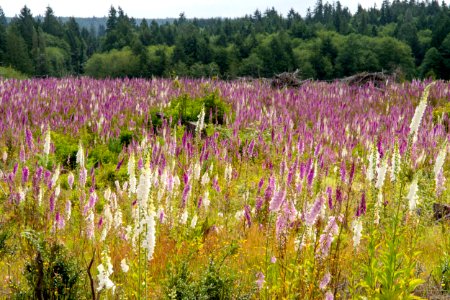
[433,102,450,132]
[14,231,82,299]
[150,90,230,129]
[435,252,450,293]
[165,261,198,300]
[164,241,252,300]
[88,144,118,167]
[0,66,27,79]
[51,132,78,169]
[84,48,139,78]
[96,163,128,189]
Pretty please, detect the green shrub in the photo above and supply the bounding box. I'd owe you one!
[51,132,78,169]
[197,259,234,300]
[164,241,252,300]
[119,130,134,148]
[96,163,128,189]
[433,102,450,132]
[0,224,11,258]
[14,231,82,299]
[436,252,450,294]
[150,90,231,129]
[165,261,198,300]
[0,66,28,79]
[88,144,118,167]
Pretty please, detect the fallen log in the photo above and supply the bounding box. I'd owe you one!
[271,69,308,89]
[340,71,395,87]
[433,203,450,221]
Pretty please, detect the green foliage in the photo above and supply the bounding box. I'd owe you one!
[88,144,118,167]
[439,33,450,80]
[420,47,442,78]
[0,224,11,258]
[0,66,27,79]
[164,241,248,300]
[45,47,70,77]
[14,231,82,299]
[255,33,296,77]
[51,132,78,169]
[196,259,235,300]
[4,25,34,75]
[96,163,128,188]
[106,130,133,154]
[150,89,230,128]
[84,48,139,78]
[165,260,198,300]
[238,53,264,77]
[435,252,450,293]
[432,101,450,132]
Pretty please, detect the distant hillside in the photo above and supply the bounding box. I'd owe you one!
[6,16,175,32]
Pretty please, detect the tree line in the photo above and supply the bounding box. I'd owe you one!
[0,0,449,80]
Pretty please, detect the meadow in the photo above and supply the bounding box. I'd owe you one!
[0,77,449,299]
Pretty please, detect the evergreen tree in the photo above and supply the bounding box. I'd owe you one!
[396,9,421,63]
[103,6,118,51]
[64,17,85,74]
[5,24,34,74]
[42,6,63,37]
[439,33,450,79]
[380,0,392,24]
[17,6,36,52]
[139,19,152,46]
[420,47,442,78]
[0,7,7,65]
[431,10,450,48]
[131,37,150,77]
[32,27,49,76]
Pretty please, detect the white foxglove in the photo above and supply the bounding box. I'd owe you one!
[434,145,447,185]
[120,258,129,273]
[190,214,198,228]
[407,178,419,211]
[409,83,434,144]
[76,141,85,167]
[43,129,51,156]
[376,158,388,189]
[352,219,363,248]
[97,250,115,294]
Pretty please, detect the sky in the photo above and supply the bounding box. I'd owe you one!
[2,0,384,19]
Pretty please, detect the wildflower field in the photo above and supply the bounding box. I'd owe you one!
[0,77,449,299]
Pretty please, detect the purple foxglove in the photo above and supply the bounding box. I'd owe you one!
[269,189,286,212]
[255,272,265,290]
[22,167,29,184]
[25,128,34,150]
[49,192,56,212]
[68,172,74,189]
[326,187,333,209]
[305,195,324,226]
[319,272,331,290]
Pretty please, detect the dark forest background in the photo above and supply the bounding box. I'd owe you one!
[0,0,449,80]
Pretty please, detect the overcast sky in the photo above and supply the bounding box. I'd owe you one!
[2,0,383,19]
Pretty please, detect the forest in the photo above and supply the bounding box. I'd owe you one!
[0,0,449,80]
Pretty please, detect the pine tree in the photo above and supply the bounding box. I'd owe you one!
[42,6,64,38]
[0,7,7,65]
[5,24,34,74]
